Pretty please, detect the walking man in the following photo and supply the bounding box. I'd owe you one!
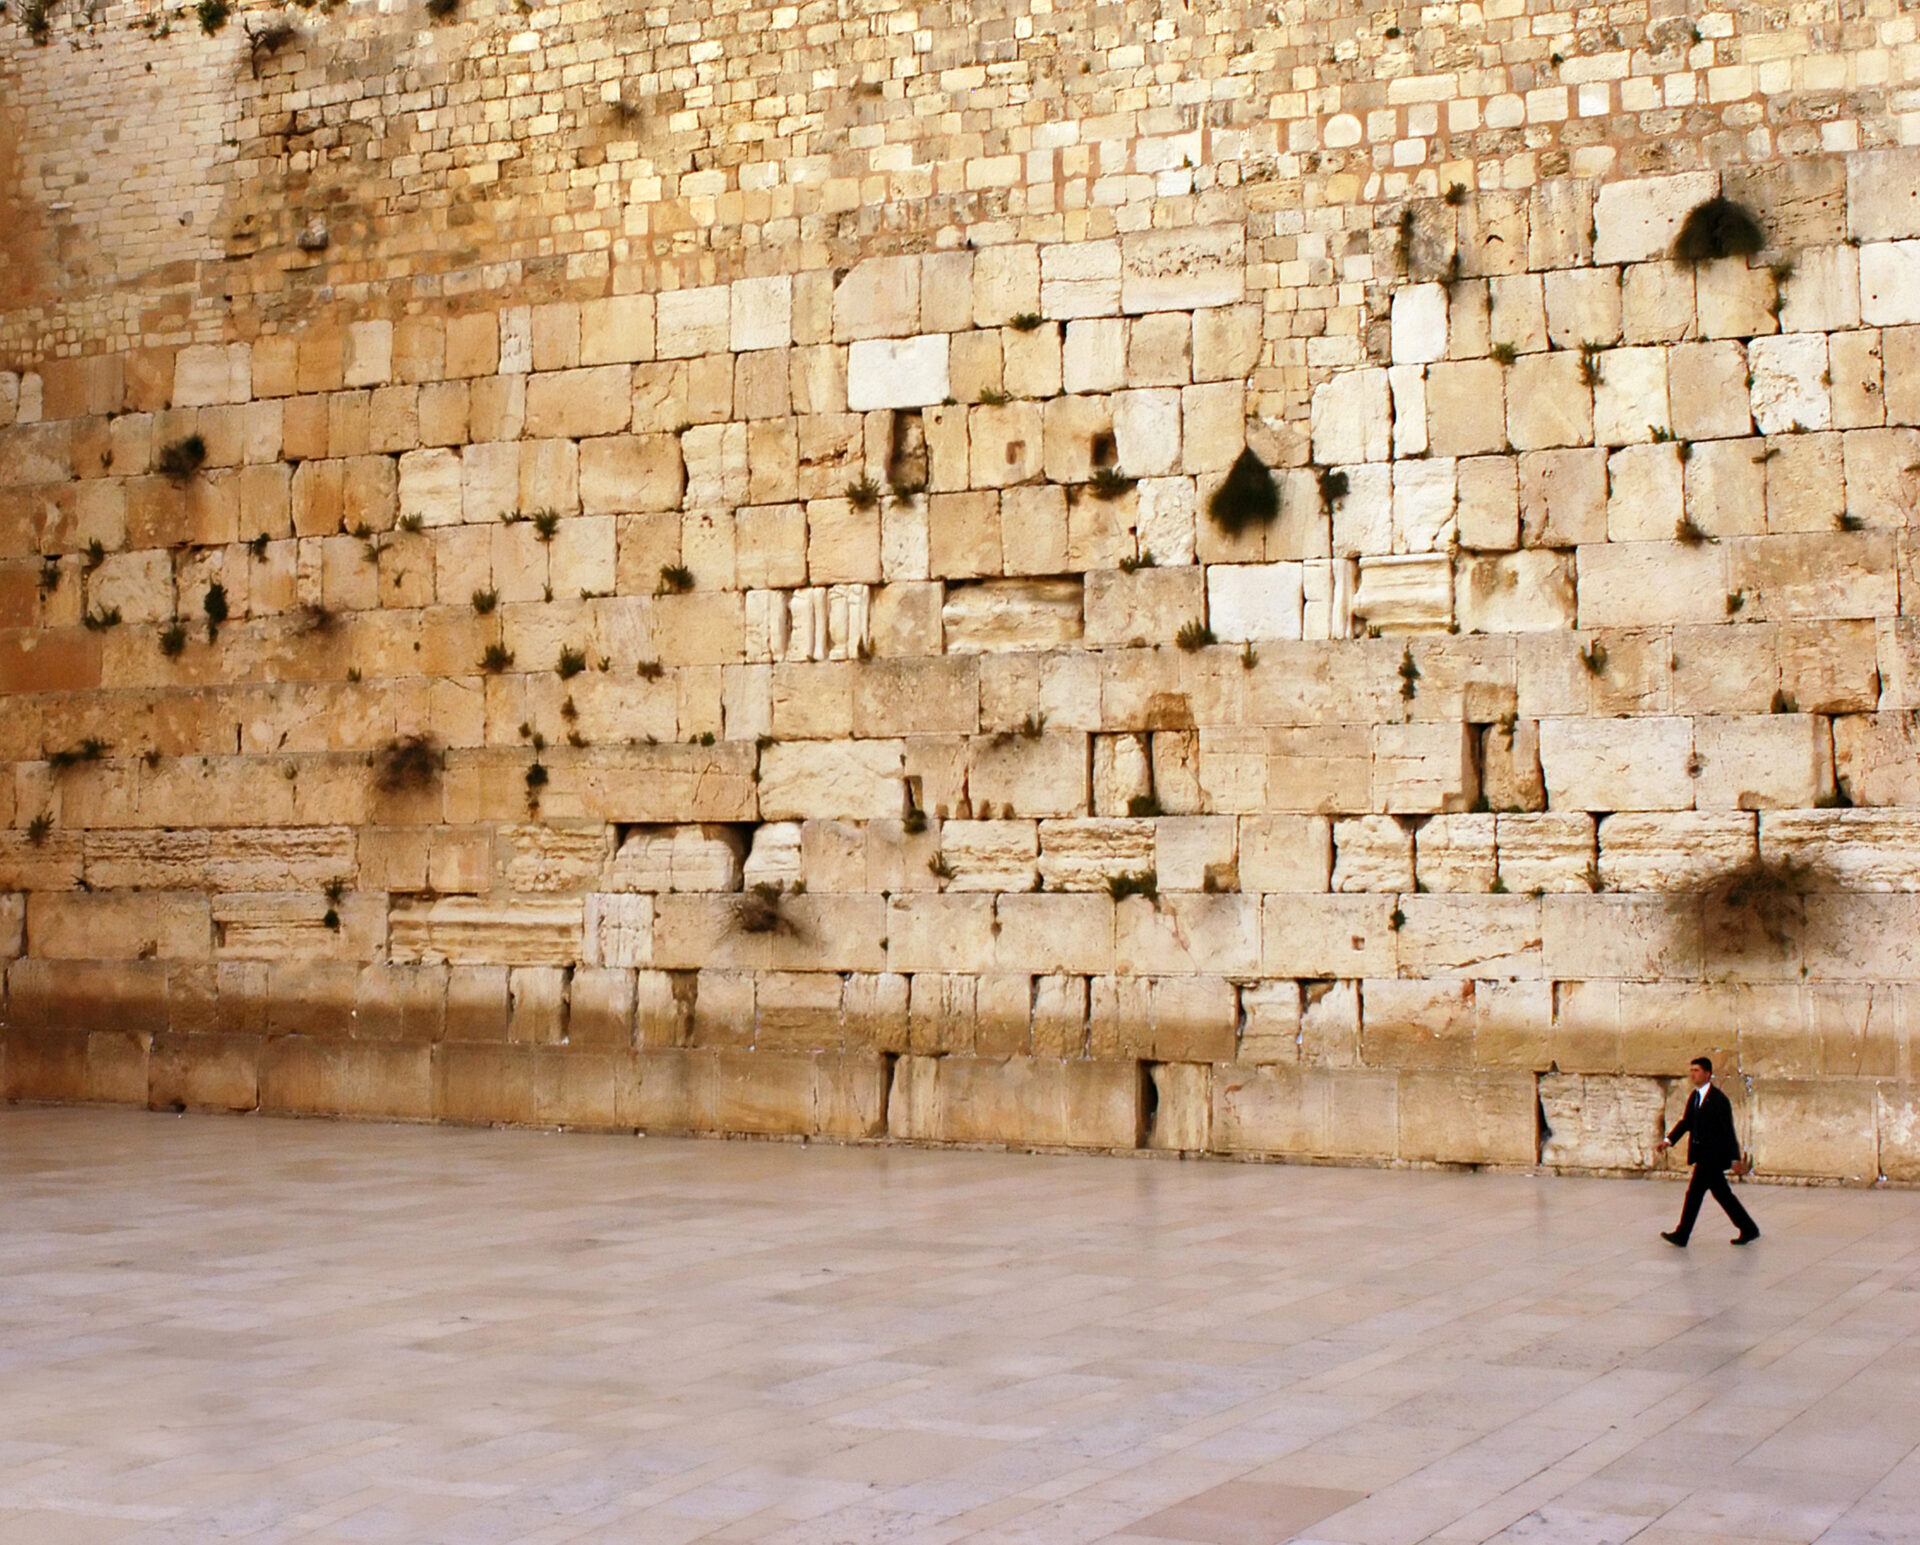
[1656,1057,1759,1247]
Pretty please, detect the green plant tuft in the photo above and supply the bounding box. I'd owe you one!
[159,621,188,658]
[157,434,207,484]
[1206,446,1281,537]
[846,475,882,509]
[479,643,515,673]
[197,0,230,34]
[1671,196,1767,265]
[1108,870,1158,902]
[1175,619,1215,652]
[472,588,498,614]
[557,646,587,679]
[374,734,442,793]
[203,582,229,642]
[657,564,694,594]
[1009,312,1045,332]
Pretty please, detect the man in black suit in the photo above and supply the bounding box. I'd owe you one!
[1656,1056,1759,1246]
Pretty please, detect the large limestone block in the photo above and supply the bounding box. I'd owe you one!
[657,286,732,358]
[1331,814,1413,893]
[565,744,758,822]
[1084,567,1205,648]
[1392,459,1456,553]
[1840,426,1920,529]
[1751,1079,1878,1181]
[847,336,950,411]
[1505,351,1592,450]
[1622,261,1696,344]
[27,892,210,961]
[1668,341,1755,442]
[1591,346,1670,446]
[499,822,615,894]
[1212,1064,1400,1160]
[1760,809,1920,891]
[1575,541,1726,628]
[1749,334,1832,434]
[1121,225,1244,314]
[1145,1062,1213,1152]
[1597,811,1757,891]
[1038,818,1154,891]
[1392,895,1543,978]
[1519,447,1606,546]
[578,435,684,515]
[1779,246,1861,334]
[971,732,1091,818]
[526,367,635,439]
[261,1038,431,1121]
[1879,1083,1920,1182]
[1332,462,1392,557]
[1593,172,1721,263]
[214,894,378,961]
[940,820,1039,892]
[1373,722,1477,814]
[1848,150,1920,242]
[388,898,584,966]
[1040,239,1122,318]
[1693,714,1831,810]
[1114,894,1259,977]
[1495,812,1595,893]
[1539,717,1694,811]
[1542,894,1700,978]
[758,740,906,821]
[1456,551,1576,634]
[1263,893,1398,977]
[1859,241,1920,326]
[583,895,653,969]
[149,1032,259,1113]
[1352,553,1452,632]
[1605,443,1685,541]
[173,342,251,407]
[1727,531,1897,620]
[1310,368,1391,466]
[831,257,920,341]
[1391,284,1448,364]
[1539,1073,1666,1169]
[942,579,1083,653]
[1426,361,1508,457]
[1682,437,1767,537]
[973,245,1040,327]
[1415,812,1496,892]
[1239,814,1333,892]
[888,1054,1141,1150]
[1255,724,1374,815]
[1359,978,1476,1070]
[1062,318,1124,392]
[1544,267,1622,351]
[967,401,1045,488]
[1206,563,1303,642]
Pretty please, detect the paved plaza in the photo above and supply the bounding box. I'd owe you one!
[2,1109,1916,1545]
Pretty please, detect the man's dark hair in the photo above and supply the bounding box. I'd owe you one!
[1691,1056,1713,1075]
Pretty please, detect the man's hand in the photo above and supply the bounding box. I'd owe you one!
[1655,1138,1671,1153]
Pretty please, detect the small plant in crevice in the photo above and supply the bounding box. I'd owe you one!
[733,881,801,936]
[196,0,229,34]
[1398,645,1421,702]
[39,557,61,596]
[82,606,122,631]
[159,620,189,658]
[157,434,207,484]
[1315,464,1349,515]
[889,477,927,507]
[1241,641,1259,670]
[83,539,106,571]
[1444,181,1469,206]
[425,0,460,18]
[657,564,695,595]
[203,582,229,642]
[296,603,336,636]
[977,387,1012,407]
[479,643,515,673]
[472,588,499,614]
[246,18,299,75]
[1119,550,1157,574]
[21,0,55,45]
[557,646,587,679]
[26,814,54,845]
[1725,588,1747,616]
[1108,870,1158,902]
[248,532,271,560]
[1577,342,1605,387]
[1490,341,1517,366]
[1389,905,1406,932]
[1175,619,1215,652]
[373,734,442,794]
[1671,196,1767,266]
[48,738,110,770]
[530,509,562,542]
[397,513,424,535]
[1209,446,1281,537]
[636,659,665,680]
[1009,312,1045,332]
[902,807,929,835]
[1770,688,1800,715]
[1127,792,1162,818]
[346,666,363,683]
[846,475,882,509]
[1837,511,1866,532]
[1674,515,1716,547]
[1088,466,1137,501]
[1579,640,1609,675]
[927,852,956,881]
[1018,711,1048,740]
[525,759,549,797]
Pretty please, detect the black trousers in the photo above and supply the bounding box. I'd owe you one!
[1675,1164,1757,1241]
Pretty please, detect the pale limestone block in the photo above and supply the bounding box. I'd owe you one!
[1040,238,1122,318]
[1541,893,1700,978]
[1749,333,1832,434]
[387,897,583,967]
[1495,812,1595,893]
[1505,351,1591,450]
[1592,346,1670,445]
[1415,812,1497,892]
[932,821,1035,892]
[1117,894,1260,978]
[1301,557,1359,641]
[1759,808,1920,892]
[461,440,519,526]
[971,732,1090,818]
[1092,733,1153,817]
[525,367,634,439]
[1084,567,1205,647]
[1193,304,1263,382]
[1213,1063,1400,1156]
[1121,225,1244,314]
[1037,818,1153,891]
[831,257,919,342]
[1489,273,1548,354]
[758,741,905,821]
[1332,463,1393,557]
[1310,368,1391,466]
[1883,1084,1920,1184]
[1003,324,1062,400]
[1620,262,1696,344]
[1518,448,1606,547]
[578,294,654,366]
[1389,363,1427,458]
[1152,731,1204,817]
[1544,267,1622,350]
[995,893,1114,975]
[1729,529,1897,618]
[87,550,171,625]
[604,826,745,893]
[966,401,1044,490]
[1605,443,1686,541]
[655,287,731,359]
[343,321,394,388]
[1762,432,1844,531]
[1112,388,1183,476]
[1539,716,1694,811]
[1455,550,1576,634]
[1040,394,1113,487]
[1391,458,1456,552]
[1596,810,1756,892]
[584,894,653,969]
[846,336,950,411]
[681,422,749,509]
[1263,893,1399,977]
[1848,149,1920,241]
[1695,261,1779,340]
[1540,1073,1666,1169]
[1425,360,1507,457]
[1391,284,1448,364]
[1063,318,1127,393]
[1391,896,1543,979]
[1156,817,1237,892]
[1668,341,1754,442]
[920,252,974,334]
[972,245,1040,328]
[1332,814,1413,892]
[1352,552,1452,633]
[1484,717,1547,814]
[869,581,943,659]
[1206,563,1303,642]
[1829,330,1885,429]
[1372,721,1478,814]
[1240,814,1333,892]
[1181,382,1244,473]
[1239,982,1303,1064]
[1840,426,1920,528]
[549,515,616,595]
[1531,179,1594,270]
[1693,714,1831,810]
[949,331,1004,404]
[888,1053,1137,1149]
[1593,172,1720,263]
[1574,541,1726,628]
[578,434,684,515]
[1750,1080,1879,1182]
[173,343,251,407]
[1859,241,1920,326]
[398,447,463,527]
[1778,618,1879,714]
[1778,246,1860,333]
[1447,280,1491,359]
[1135,477,1197,566]
[991,484,1064,576]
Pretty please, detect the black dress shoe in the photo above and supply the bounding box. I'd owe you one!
[1661,1231,1687,1247]
[1732,1230,1760,1245]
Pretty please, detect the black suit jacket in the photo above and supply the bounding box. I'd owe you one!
[1668,1083,1742,1171]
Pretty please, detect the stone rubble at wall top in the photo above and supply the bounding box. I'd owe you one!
[4,2,1920,1182]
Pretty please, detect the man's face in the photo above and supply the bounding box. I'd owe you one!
[1688,1064,1710,1088]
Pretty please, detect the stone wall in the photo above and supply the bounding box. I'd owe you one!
[2,0,1918,1181]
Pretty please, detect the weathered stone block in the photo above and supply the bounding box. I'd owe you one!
[1539,1073,1665,1169]
[1539,716,1694,812]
